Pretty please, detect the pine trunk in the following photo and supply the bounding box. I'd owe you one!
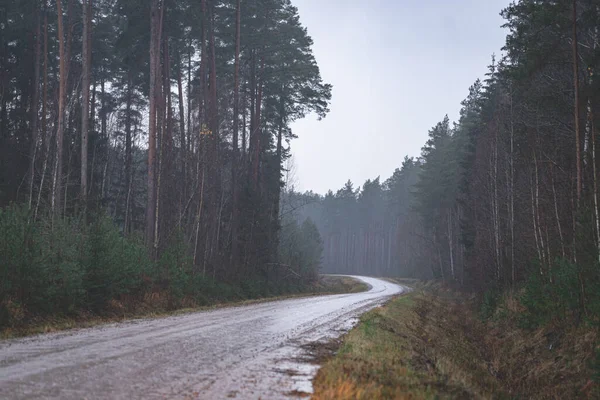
[80,0,91,210]
[231,0,241,268]
[28,2,42,209]
[53,0,68,220]
[573,0,582,203]
[146,0,161,248]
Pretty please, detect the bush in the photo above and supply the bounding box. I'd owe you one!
[0,204,329,330]
[241,278,268,299]
[479,287,500,321]
[36,217,86,314]
[0,205,152,326]
[83,216,148,311]
[520,258,584,329]
[157,231,195,304]
[0,206,87,321]
[0,205,37,324]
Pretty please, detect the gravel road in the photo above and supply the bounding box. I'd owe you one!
[0,276,405,399]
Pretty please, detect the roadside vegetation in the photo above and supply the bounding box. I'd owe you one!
[313,281,600,400]
[0,205,336,338]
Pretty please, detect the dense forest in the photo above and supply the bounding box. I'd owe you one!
[3,0,600,331]
[0,0,331,326]
[290,0,600,321]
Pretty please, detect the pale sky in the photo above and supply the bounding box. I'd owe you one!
[290,0,510,194]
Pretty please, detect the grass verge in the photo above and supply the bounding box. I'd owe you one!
[0,275,367,340]
[312,282,599,399]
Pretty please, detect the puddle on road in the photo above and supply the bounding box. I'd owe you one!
[269,315,362,397]
[273,361,319,396]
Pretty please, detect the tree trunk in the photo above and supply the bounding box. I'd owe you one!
[551,166,566,258]
[100,76,108,199]
[252,55,265,187]
[154,14,167,255]
[509,87,515,285]
[242,82,247,159]
[448,209,455,281]
[231,0,241,268]
[41,9,48,158]
[207,1,220,272]
[34,9,49,219]
[186,41,192,154]
[593,117,600,264]
[52,0,68,220]
[192,0,208,271]
[271,93,286,259]
[249,50,256,174]
[28,2,42,210]
[493,123,501,282]
[177,50,187,206]
[89,79,96,195]
[124,73,133,235]
[146,0,161,248]
[573,0,582,203]
[80,0,91,210]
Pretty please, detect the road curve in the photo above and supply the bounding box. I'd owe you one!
[0,276,406,399]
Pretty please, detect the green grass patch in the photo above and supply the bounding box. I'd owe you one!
[313,287,502,400]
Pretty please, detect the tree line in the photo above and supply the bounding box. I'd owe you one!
[293,0,600,320]
[0,0,330,325]
[283,160,427,279]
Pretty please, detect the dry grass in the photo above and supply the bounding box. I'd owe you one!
[318,275,370,294]
[313,283,599,399]
[313,288,501,400]
[484,291,599,399]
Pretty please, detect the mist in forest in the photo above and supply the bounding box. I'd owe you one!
[1,0,600,369]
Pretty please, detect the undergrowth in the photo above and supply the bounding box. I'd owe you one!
[313,282,600,399]
[0,204,340,336]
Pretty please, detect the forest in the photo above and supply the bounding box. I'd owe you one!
[0,0,331,327]
[289,0,600,324]
[3,0,600,333]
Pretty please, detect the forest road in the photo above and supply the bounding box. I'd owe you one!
[0,276,406,399]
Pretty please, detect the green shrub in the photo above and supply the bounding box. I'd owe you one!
[0,206,153,325]
[36,217,86,314]
[479,287,500,321]
[157,231,202,305]
[83,216,148,311]
[0,206,87,320]
[0,205,37,325]
[592,346,600,384]
[0,203,329,330]
[520,258,583,329]
[241,278,267,299]
[212,281,239,302]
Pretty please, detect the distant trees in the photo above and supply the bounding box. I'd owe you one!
[283,159,432,280]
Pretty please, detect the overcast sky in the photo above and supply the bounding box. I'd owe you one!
[289,0,510,194]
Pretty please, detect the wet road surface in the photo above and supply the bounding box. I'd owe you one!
[0,276,406,399]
